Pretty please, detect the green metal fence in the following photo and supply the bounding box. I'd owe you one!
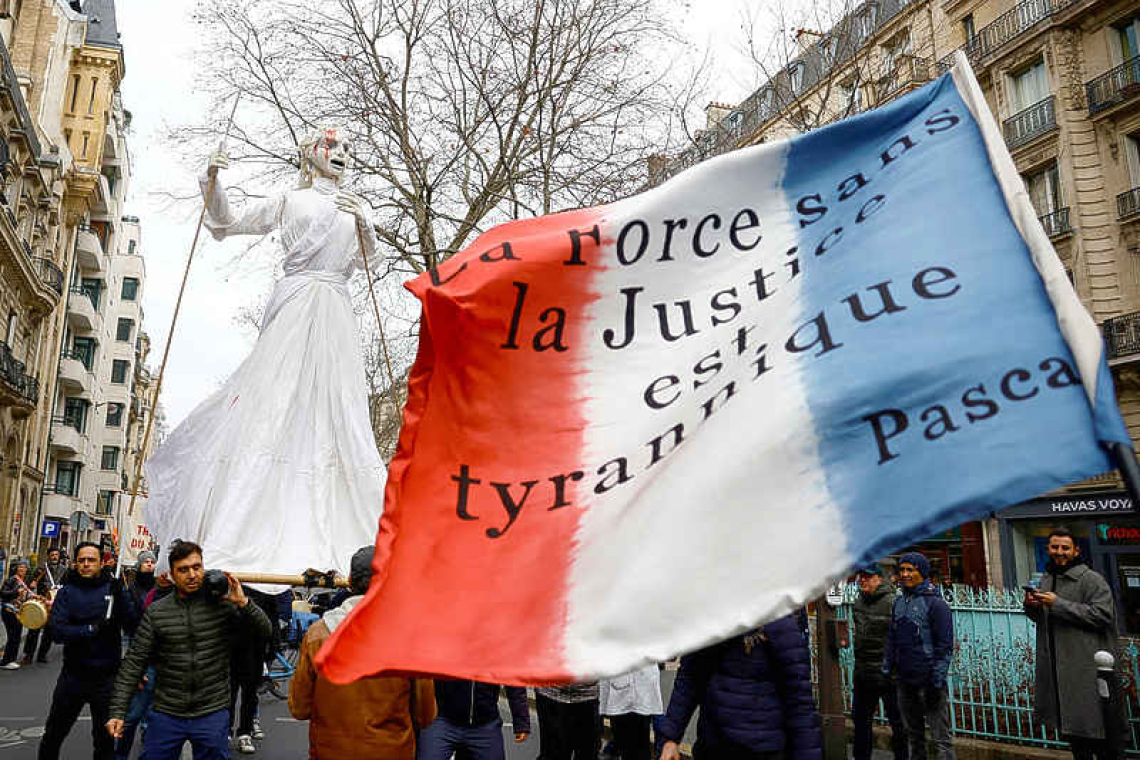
[811,584,1137,752]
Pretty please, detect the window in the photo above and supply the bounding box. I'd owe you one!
[96,490,115,516]
[821,35,839,64]
[1126,133,1140,188]
[758,88,775,119]
[72,336,95,370]
[68,74,80,113]
[88,77,98,114]
[963,14,976,43]
[116,317,133,342]
[127,239,136,255]
[1023,163,1062,217]
[1008,60,1048,114]
[105,402,123,428]
[111,359,129,384]
[101,446,119,470]
[1119,17,1140,63]
[55,461,81,497]
[81,132,89,158]
[857,6,877,40]
[882,33,912,74]
[5,310,15,345]
[63,397,88,433]
[121,277,138,301]
[80,278,102,310]
[788,63,805,95]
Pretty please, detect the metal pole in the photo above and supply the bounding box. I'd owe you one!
[1107,443,1140,509]
[1096,650,1123,759]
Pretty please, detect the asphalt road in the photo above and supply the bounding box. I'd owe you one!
[0,642,544,759]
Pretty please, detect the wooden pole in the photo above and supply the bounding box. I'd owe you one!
[354,216,399,403]
[125,95,241,519]
[230,571,350,589]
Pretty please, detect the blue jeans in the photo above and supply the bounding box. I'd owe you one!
[142,709,230,760]
[417,715,505,760]
[116,667,157,759]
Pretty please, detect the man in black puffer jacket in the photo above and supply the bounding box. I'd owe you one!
[419,679,530,759]
[38,542,139,760]
[106,540,272,760]
[851,564,905,760]
[658,612,822,760]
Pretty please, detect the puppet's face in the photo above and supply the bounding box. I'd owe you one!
[308,128,351,181]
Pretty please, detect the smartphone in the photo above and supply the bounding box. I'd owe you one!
[1022,585,1039,595]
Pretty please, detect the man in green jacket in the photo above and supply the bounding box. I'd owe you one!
[852,563,905,760]
[106,541,272,759]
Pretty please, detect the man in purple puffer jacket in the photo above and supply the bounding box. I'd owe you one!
[657,612,822,760]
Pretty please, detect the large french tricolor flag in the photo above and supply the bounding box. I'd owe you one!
[317,54,1130,685]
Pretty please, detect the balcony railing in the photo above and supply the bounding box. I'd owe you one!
[1105,311,1140,360]
[1087,55,1140,117]
[1003,96,1057,149]
[0,340,37,404]
[37,257,63,295]
[937,0,1077,73]
[1120,187,1140,220]
[1039,207,1071,237]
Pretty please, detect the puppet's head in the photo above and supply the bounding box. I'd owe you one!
[298,126,351,187]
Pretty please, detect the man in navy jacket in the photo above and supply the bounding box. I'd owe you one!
[418,679,530,759]
[658,612,822,760]
[883,551,956,760]
[38,542,138,760]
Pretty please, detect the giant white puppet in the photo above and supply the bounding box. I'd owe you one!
[145,127,386,579]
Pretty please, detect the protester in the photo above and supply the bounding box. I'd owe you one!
[0,556,33,669]
[22,547,66,664]
[883,551,956,760]
[114,568,169,760]
[230,586,277,753]
[289,545,436,759]
[597,663,663,760]
[107,541,272,759]
[122,551,156,649]
[417,676,529,760]
[535,681,601,760]
[658,612,822,760]
[851,563,905,760]
[1024,528,1118,760]
[37,542,140,760]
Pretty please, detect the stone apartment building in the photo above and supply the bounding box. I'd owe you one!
[0,0,153,565]
[655,0,1140,605]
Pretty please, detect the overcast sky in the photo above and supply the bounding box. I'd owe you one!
[115,0,770,428]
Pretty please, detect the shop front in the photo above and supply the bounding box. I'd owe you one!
[997,491,1140,634]
[886,521,989,587]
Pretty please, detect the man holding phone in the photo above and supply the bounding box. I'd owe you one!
[1024,528,1117,760]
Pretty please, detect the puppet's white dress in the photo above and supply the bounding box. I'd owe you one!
[146,175,386,578]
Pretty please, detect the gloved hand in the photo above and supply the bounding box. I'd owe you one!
[335,189,368,223]
[206,150,229,178]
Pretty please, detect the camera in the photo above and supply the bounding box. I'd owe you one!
[203,568,229,600]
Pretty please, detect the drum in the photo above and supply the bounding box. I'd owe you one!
[17,598,48,629]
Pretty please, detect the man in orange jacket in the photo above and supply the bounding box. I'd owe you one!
[289,546,436,759]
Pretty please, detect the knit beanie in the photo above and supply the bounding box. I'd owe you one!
[136,550,156,569]
[898,551,931,580]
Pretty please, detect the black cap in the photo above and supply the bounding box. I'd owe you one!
[349,546,375,588]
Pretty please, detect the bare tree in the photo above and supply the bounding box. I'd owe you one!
[655,0,949,183]
[184,0,690,275]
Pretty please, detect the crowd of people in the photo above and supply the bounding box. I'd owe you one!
[0,528,1122,760]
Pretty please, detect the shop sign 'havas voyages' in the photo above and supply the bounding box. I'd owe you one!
[317,54,1132,686]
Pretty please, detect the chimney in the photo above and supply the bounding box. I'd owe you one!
[795,28,824,55]
[704,101,735,131]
